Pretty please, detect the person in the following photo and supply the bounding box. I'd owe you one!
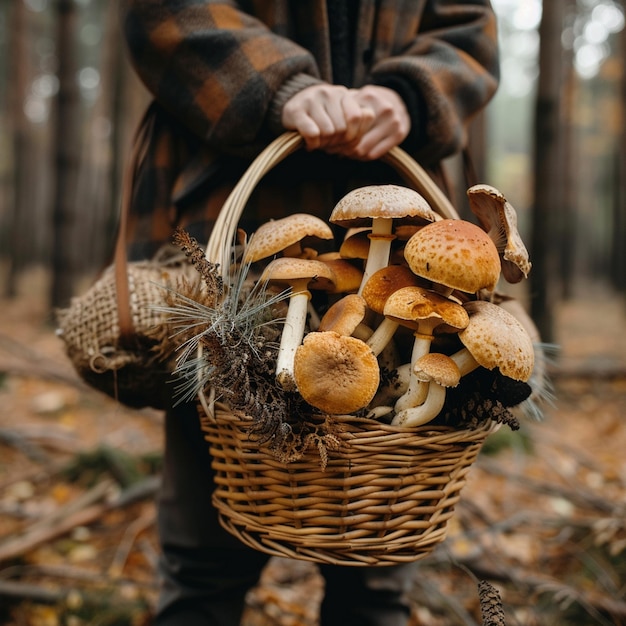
[118,2,500,625]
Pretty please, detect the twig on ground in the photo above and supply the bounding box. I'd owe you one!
[108,506,156,578]
[0,428,51,464]
[0,475,160,563]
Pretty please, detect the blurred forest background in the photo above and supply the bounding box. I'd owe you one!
[0,0,625,343]
[1,2,626,625]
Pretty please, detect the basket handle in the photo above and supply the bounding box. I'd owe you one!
[204,131,460,278]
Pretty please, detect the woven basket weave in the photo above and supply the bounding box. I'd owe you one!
[201,407,494,566]
[56,257,193,409]
[197,132,496,566]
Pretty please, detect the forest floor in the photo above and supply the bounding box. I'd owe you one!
[0,269,625,626]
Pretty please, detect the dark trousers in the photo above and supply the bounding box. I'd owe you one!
[155,403,417,626]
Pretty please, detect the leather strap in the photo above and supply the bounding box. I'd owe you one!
[114,108,153,342]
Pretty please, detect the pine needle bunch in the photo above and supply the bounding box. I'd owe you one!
[160,229,310,450]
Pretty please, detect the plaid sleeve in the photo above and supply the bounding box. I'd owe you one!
[368,0,500,164]
[120,0,320,153]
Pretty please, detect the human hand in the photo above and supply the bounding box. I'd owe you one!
[280,84,375,153]
[348,85,411,160]
[281,84,411,160]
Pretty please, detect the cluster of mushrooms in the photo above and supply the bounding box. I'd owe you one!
[230,183,536,429]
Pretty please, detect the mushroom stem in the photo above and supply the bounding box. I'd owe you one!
[275,281,311,391]
[357,218,396,296]
[366,318,400,356]
[449,348,480,376]
[352,323,374,342]
[283,241,304,257]
[391,381,446,427]
[366,405,394,420]
[393,331,434,413]
[307,301,321,330]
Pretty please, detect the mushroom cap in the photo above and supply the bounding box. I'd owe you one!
[318,294,366,336]
[244,213,334,263]
[339,229,371,261]
[320,258,364,294]
[260,257,336,291]
[413,353,461,388]
[383,286,469,332]
[330,185,439,228]
[467,184,532,283]
[361,265,426,315]
[293,331,380,414]
[458,300,535,381]
[403,219,501,293]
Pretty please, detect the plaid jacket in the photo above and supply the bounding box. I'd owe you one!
[119,0,500,259]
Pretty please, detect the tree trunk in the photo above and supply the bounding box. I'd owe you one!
[557,1,577,302]
[530,0,566,343]
[50,0,81,308]
[4,1,32,298]
[614,21,626,296]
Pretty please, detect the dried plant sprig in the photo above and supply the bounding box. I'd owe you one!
[172,227,223,303]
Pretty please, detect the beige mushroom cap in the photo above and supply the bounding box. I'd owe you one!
[459,300,535,381]
[293,331,380,415]
[260,257,335,291]
[467,184,532,283]
[329,185,439,227]
[403,219,501,293]
[383,286,470,333]
[413,353,461,388]
[244,213,334,263]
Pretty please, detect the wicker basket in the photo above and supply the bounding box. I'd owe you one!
[197,132,497,566]
[56,255,194,409]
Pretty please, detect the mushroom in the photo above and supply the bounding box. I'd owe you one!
[392,353,461,427]
[467,184,532,283]
[360,265,426,356]
[320,258,365,295]
[243,213,334,264]
[260,257,335,390]
[330,185,439,295]
[293,331,380,415]
[449,300,535,383]
[318,294,367,336]
[402,219,501,296]
[382,286,469,412]
[339,228,371,265]
[494,294,550,413]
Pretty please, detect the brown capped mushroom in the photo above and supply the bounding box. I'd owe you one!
[467,184,532,283]
[293,331,380,415]
[330,185,438,295]
[318,294,367,337]
[450,300,535,382]
[320,258,365,295]
[339,228,371,263]
[361,265,426,356]
[392,353,461,427]
[383,286,468,413]
[403,219,501,296]
[243,213,334,264]
[260,257,335,390]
